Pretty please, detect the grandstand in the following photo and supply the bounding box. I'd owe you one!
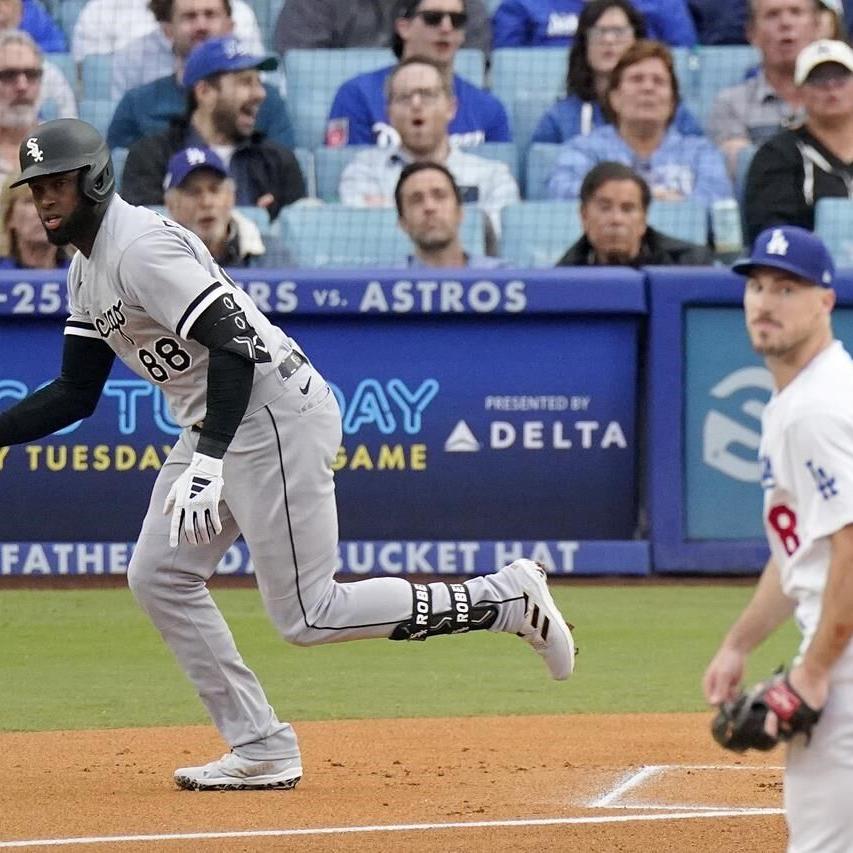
[17,2,850,267]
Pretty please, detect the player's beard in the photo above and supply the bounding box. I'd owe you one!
[43,200,101,248]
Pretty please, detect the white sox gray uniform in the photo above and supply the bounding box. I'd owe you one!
[0,119,575,791]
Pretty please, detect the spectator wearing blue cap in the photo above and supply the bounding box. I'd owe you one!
[743,38,853,244]
[122,36,305,220]
[108,0,294,150]
[163,146,265,268]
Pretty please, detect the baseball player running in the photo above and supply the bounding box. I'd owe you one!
[704,226,853,852]
[0,119,576,791]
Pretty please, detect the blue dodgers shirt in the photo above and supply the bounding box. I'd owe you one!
[326,65,511,148]
[491,0,697,48]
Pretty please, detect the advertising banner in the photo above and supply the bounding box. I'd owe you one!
[649,269,853,572]
[0,269,647,576]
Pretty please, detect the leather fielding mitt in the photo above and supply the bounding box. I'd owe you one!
[711,674,822,753]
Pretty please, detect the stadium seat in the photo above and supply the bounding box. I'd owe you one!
[647,199,709,245]
[525,142,562,201]
[815,198,853,267]
[460,141,520,183]
[314,146,372,202]
[500,200,581,267]
[512,93,557,153]
[48,52,77,92]
[276,204,486,267]
[112,147,128,193]
[79,98,116,138]
[674,45,761,126]
[490,47,566,109]
[80,54,113,101]
[293,147,316,198]
[56,0,87,41]
[284,49,394,149]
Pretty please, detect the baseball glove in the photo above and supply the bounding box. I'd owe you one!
[711,673,822,753]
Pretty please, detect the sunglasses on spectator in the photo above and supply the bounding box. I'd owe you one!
[588,25,634,41]
[0,67,42,84]
[413,10,467,29]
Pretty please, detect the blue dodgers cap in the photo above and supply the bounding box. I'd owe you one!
[731,226,835,287]
[164,146,228,190]
[183,36,278,89]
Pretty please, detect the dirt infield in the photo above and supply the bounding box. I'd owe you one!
[1,713,787,852]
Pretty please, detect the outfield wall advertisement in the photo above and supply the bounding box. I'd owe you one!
[0,269,648,576]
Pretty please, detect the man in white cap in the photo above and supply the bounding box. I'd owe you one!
[705,225,853,852]
[744,38,853,244]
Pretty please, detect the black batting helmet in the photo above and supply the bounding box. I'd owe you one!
[10,118,115,204]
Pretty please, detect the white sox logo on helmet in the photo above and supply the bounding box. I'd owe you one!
[26,137,44,163]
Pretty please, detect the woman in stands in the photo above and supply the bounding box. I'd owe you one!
[532,0,702,143]
[547,39,732,204]
[0,177,70,269]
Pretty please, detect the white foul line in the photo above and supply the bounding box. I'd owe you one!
[589,763,785,811]
[591,765,664,807]
[0,811,786,849]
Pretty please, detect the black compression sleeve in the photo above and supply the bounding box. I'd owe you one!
[0,335,114,446]
[195,347,254,459]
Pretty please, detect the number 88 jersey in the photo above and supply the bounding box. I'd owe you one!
[64,197,288,428]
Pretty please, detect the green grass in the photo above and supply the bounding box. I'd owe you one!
[0,584,800,732]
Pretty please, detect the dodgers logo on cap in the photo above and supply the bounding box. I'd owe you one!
[731,226,835,287]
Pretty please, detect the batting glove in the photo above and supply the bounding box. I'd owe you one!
[164,452,224,547]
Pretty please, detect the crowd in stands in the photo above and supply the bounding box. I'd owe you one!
[1,0,853,270]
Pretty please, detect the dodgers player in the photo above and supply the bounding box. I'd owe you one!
[0,120,576,791]
[703,226,853,851]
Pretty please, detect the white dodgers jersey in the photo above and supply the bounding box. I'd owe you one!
[63,196,290,427]
[759,341,853,670]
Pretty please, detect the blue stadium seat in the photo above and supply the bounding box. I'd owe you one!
[500,201,580,267]
[490,47,566,109]
[80,54,113,101]
[647,199,709,245]
[525,142,562,201]
[47,52,77,92]
[293,147,316,198]
[276,204,486,267]
[254,0,287,49]
[284,48,485,149]
[79,99,116,138]
[460,141,520,183]
[815,198,853,267]
[284,49,394,149]
[512,94,557,154]
[673,45,761,126]
[56,0,87,41]
[314,146,372,202]
[112,147,128,193]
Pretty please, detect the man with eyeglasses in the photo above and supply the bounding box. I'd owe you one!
[339,55,518,249]
[744,38,853,243]
[275,0,490,52]
[491,0,697,48]
[325,0,508,148]
[0,28,45,184]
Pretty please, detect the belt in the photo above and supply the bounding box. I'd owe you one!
[278,349,307,379]
[191,351,307,434]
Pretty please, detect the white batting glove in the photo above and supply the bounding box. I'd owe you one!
[163,452,224,547]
